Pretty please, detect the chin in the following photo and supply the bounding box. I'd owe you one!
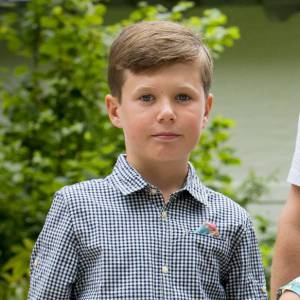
[152,153,188,163]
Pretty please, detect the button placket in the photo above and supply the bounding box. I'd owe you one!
[160,202,172,299]
[148,186,176,296]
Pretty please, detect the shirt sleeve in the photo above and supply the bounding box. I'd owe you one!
[287,113,300,186]
[28,191,78,300]
[224,218,267,299]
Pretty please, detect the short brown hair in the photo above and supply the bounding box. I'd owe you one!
[107,21,213,100]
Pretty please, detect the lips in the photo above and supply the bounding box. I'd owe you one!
[151,132,180,140]
[152,132,179,136]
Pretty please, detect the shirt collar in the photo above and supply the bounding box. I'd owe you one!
[182,161,209,205]
[110,154,209,206]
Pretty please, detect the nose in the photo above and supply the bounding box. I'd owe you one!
[156,100,176,123]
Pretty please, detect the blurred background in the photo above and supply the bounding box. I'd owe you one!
[0,0,300,298]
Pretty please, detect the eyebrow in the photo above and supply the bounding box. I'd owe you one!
[132,86,155,93]
[177,85,201,94]
[172,84,202,96]
[133,85,201,95]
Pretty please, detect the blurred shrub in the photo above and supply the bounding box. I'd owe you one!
[0,0,273,299]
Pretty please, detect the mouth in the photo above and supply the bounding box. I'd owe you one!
[151,133,181,140]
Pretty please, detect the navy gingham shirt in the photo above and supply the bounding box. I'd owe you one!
[29,154,267,299]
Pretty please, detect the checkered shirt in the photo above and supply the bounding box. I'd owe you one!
[28,154,267,299]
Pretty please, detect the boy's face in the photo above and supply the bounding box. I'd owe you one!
[106,62,213,166]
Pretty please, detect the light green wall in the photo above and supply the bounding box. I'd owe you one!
[207,6,300,187]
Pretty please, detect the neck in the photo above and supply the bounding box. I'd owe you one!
[126,155,189,203]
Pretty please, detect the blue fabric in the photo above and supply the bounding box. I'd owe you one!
[278,277,300,299]
[28,154,267,299]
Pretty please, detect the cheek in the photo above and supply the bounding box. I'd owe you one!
[186,113,203,131]
[122,118,145,142]
[185,116,204,143]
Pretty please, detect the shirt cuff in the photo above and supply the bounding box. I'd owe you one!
[277,277,300,299]
[287,113,300,186]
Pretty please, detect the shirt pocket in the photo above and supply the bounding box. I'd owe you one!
[189,231,229,267]
[171,227,230,281]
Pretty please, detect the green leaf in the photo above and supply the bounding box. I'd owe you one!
[172,2,194,13]
[13,65,28,76]
[52,6,63,16]
[40,16,58,28]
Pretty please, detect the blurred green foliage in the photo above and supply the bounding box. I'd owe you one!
[0,0,273,299]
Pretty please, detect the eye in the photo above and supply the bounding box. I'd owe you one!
[139,94,155,102]
[175,94,191,102]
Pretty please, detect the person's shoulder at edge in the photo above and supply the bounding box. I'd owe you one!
[201,180,252,225]
[52,173,116,206]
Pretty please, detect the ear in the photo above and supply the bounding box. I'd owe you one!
[105,94,122,128]
[202,93,213,128]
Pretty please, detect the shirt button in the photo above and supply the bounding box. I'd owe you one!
[260,286,267,294]
[149,187,157,195]
[33,257,39,267]
[161,265,169,274]
[161,211,168,220]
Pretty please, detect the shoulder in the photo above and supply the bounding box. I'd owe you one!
[59,177,106,196]
[204,185,252,226]
[55,175,118,208]
[49,175,123,228]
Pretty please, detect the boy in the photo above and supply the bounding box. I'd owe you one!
[271,113,300,300]
[28,21,267,299]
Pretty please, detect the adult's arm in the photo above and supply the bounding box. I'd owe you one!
[271,185,300,300]
[271,114,300,299]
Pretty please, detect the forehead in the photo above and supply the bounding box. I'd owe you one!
[122,61,203,91]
